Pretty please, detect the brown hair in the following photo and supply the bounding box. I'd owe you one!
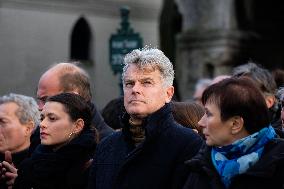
[202,77,270,134]
[172,101,205,136]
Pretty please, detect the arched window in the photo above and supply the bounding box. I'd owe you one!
[70,17,92,64]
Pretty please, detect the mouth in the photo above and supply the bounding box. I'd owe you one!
[203,133,209,138]
[129,100,145,104]
[40,132,48,138]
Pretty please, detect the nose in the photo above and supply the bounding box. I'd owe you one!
[132,83,142,93]
[40,119,47,129]
[198,114,206,129]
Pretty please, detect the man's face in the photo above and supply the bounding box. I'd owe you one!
[37,71,62,111]
[123,64,174,119]
[0,102,32,153]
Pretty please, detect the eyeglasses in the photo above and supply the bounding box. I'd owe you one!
[37,96,48,105]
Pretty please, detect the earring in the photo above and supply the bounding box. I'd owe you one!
[68,132,74,138]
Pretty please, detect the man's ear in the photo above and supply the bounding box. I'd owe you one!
[165,86,174,103]
[73,118,84,134]
[231,116,244,135]
[24,121,35,137]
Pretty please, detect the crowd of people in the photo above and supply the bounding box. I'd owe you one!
[0,47,283,189]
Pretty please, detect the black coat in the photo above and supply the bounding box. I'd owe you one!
[13,128,96,189]
[87,103,203,189]
[182,138,284,189]
[0,148,29,168]
[90,102,114,140]
[0,149,29,189]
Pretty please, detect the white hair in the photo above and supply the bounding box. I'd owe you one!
[122,47,174,87]
[0,93,40,128]
[277,87,284,101]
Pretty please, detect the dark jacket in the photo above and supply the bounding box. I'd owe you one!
[0,148,29,168]
[90,102,114,140]
[0,149,29,189]
[183,138,284,189]
[270,103,284,137]
[88,103,203,189]
[13,128,96,189]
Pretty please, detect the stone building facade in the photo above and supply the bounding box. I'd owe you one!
[173,0,284,100]
[0,0,162,108]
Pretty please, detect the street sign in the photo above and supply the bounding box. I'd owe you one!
[109,6,143,75]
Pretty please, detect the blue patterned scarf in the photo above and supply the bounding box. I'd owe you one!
[211,126,276,188]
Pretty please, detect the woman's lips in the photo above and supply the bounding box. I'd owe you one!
[40,132,48,138]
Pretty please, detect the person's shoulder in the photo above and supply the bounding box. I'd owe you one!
[263,138,284,158]
[164,123,204,160]
[165,122,204,149]
[99,130,122,143]
[169,122,202,138]
[94,131,128,163]
[96,131,123,151]
[269,138,284,146]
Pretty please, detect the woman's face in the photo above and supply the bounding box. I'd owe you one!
[198,102,234,147]
[40,102,76,147]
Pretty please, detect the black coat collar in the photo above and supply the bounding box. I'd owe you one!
[121,103,173,145]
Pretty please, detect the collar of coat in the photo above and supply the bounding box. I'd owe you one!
[120,102,173,145]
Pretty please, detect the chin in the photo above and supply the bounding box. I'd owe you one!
[41,140,50,145]
[126,107,145,115]
[205,140,214,146]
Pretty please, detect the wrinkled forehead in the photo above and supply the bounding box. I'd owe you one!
[0,102,19,116]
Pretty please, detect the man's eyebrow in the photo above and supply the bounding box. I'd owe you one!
[124,78,133,82]
[140,77,154,81]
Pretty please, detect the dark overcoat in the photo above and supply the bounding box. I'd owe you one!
[88,103,203,189]
[183,138,284,189]
[13,128,96,189]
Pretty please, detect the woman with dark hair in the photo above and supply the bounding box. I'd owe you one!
[183,77,284,189]
[12,93,96,189]
[172,101,205,137]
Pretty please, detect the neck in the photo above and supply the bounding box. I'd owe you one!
[222,130,250,147]
[129,117,143,126]
[10,141,30,154]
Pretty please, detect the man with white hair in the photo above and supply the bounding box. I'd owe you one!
[88,47,203,189]
[0,93,40,188]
